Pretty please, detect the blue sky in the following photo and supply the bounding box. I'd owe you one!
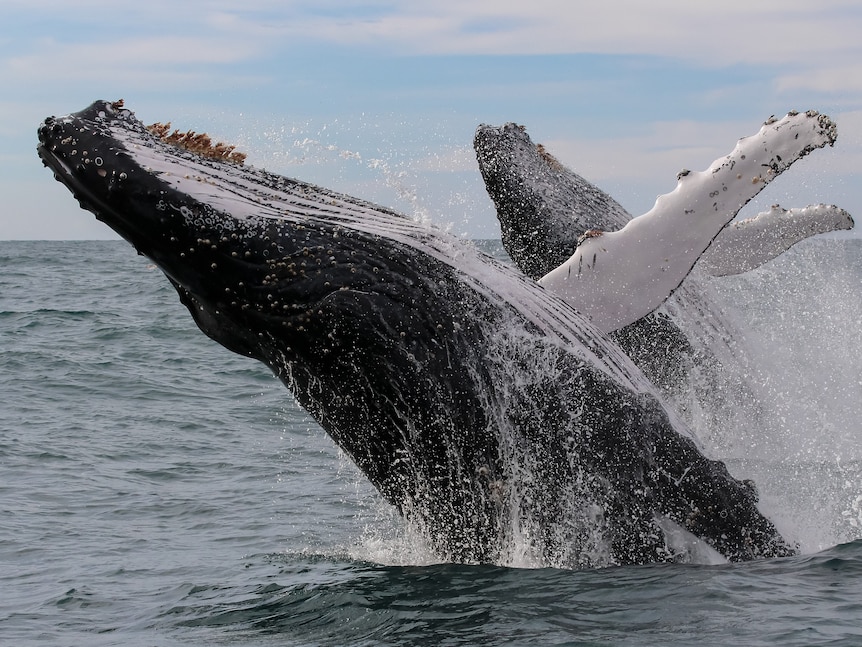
[3,1,862,239]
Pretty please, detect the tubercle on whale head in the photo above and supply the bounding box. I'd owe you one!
[473,123,531,178]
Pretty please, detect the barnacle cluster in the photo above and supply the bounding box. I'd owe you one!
[147,121,247,164]
[535,143,565,172]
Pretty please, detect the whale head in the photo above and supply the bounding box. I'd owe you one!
[37,100,434,361]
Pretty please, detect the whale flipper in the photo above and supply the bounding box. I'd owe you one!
[696,204,854,276]
[536,112,837,333]
[474,117,852,424]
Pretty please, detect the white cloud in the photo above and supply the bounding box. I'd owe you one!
[269,1,862,65]
[7,0,862,65]
[21,0,848,69]
[777,63,862,96]
[2,36,260,87]
[6,2,862,99]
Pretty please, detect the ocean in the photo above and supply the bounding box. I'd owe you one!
[2,238,861,646]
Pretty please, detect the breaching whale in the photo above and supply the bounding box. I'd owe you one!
[37,100,814,567]
[474,120,853,400]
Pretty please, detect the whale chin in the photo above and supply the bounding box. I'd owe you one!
[37,100,797,567]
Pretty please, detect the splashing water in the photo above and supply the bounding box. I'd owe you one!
[702,239,862,552]
[340,236,862,567]
[237,124,862,564]
[230,115,487,237]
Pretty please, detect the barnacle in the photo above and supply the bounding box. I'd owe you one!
[146,121,247,164]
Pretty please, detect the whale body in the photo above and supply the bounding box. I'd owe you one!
[37,100,797,567]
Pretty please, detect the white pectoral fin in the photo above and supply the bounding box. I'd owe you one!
[697,204,854,277]
[538,111,838,334]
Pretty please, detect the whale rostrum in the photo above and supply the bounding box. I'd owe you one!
[38,100,810,567]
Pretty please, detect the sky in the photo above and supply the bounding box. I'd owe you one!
[3,0,862,239]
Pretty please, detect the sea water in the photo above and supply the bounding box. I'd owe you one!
[1,239,861,646]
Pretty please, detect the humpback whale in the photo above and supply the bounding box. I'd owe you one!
[474,121,853,399]
[474,121,853,284]
[37,100,812,567]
